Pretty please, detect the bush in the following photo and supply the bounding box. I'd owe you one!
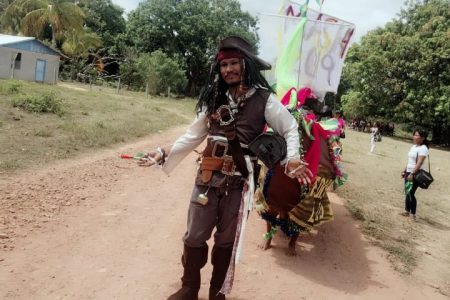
[12,92,65,116]
[119,59,145,90]
[0,80,22,94]
[136,50,187,95]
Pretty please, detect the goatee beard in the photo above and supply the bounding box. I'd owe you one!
[228,81,240,88]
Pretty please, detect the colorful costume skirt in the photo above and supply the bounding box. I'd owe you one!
[288,172,334,230]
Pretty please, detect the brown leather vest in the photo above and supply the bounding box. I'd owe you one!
[196,88,270,187]
[208,88,270,144]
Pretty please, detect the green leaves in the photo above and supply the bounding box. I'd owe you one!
[124,0,259,95]
[2,0,85,46]
[78,0,126,48]
[136,50,187,95]
[341,0,450,144]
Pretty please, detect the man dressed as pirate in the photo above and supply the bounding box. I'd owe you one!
[139,36,312,300]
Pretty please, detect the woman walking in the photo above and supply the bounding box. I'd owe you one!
[369,123,378,153]
[401,129,429,219]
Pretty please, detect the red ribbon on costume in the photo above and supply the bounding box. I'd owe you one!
[280,87,317,109]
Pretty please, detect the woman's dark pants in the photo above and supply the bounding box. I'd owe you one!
[404,172,419,215]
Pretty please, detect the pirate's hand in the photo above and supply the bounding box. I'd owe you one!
[137,148,165,167]
[137,151,159,167]
[286,158,313,184]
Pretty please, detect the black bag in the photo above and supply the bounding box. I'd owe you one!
[415,169,433,189]
[340,131,346,139]
[414,153,433,189]
[248,132,287,169]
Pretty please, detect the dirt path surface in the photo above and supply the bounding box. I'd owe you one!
[0,127,446,300]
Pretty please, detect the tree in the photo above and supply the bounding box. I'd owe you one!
[77,0,126,49]
[136,50,187,95]
[125,0,259,96]
[118,50,144,90]
[340,0,450,144]
[0,0,13,14]
[1,0,24,33]
[61,28,103,80]
[3,0,85,46]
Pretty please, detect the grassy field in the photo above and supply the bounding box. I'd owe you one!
[1,79,449,292]
[0,79,196,173]
[338,130,450,288]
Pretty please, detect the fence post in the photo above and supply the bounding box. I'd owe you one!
[89,76,92,91]
[117,77,121,94]
[167,86,171,98]
[146,83,149,99]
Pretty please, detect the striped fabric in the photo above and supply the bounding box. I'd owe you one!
[288,175,334,230]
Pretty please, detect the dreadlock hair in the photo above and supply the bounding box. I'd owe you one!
[195,56,275,116]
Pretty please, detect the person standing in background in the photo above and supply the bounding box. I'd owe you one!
[401,129,429,219]
[369,123,378,153]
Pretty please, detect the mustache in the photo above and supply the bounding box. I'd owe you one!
[224,72,240,77]
[227,81,240,87]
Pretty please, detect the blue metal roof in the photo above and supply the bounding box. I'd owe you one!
[0,34,34,45]
[0,34,62,57]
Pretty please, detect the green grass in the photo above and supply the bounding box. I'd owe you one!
[338,130,450,277]
[0,79,196,173]
[0,79,22,94]
[12,92,65,116]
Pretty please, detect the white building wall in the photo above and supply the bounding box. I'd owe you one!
[0,47,14,79]
[0,46,60,84]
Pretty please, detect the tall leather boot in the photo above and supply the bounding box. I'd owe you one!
[209,246,233,300]
[167,244,208,300]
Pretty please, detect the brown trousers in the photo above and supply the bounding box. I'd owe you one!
[183,184,243,248]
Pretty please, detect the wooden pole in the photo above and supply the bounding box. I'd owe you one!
[117,77,121,94]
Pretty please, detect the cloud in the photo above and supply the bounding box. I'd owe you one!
[112,0,140,13]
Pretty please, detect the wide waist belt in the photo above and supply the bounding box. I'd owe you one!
[200,156,242,183]
[210,139,255,158]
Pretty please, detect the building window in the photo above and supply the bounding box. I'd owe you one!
[14,53,22,69]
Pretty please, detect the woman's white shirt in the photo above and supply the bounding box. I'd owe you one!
[406,144,429,172]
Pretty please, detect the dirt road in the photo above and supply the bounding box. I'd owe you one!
[0,128,446,299]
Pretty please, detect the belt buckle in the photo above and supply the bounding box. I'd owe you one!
[212,140,228,158]
[221,155,236,176]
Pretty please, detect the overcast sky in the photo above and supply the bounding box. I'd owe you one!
[112,0,406,61]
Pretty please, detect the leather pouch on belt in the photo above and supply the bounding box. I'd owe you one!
[200,157,223,183]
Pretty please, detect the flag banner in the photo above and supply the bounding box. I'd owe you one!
[274,0,355,98]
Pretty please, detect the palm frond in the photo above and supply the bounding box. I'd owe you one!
[21,8,48,37]
[62,29,102,57]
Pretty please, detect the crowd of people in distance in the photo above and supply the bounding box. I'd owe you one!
[349,119,394,136]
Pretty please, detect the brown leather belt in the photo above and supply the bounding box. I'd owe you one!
[200,156,241,183]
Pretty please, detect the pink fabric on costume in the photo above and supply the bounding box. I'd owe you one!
[280,86,317,109]
[303,123,321,183]
[296,87,316,109]
[280,87,297,106]
[329,117,345,136]
[305,113,317,122]
[301,121,331,183]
